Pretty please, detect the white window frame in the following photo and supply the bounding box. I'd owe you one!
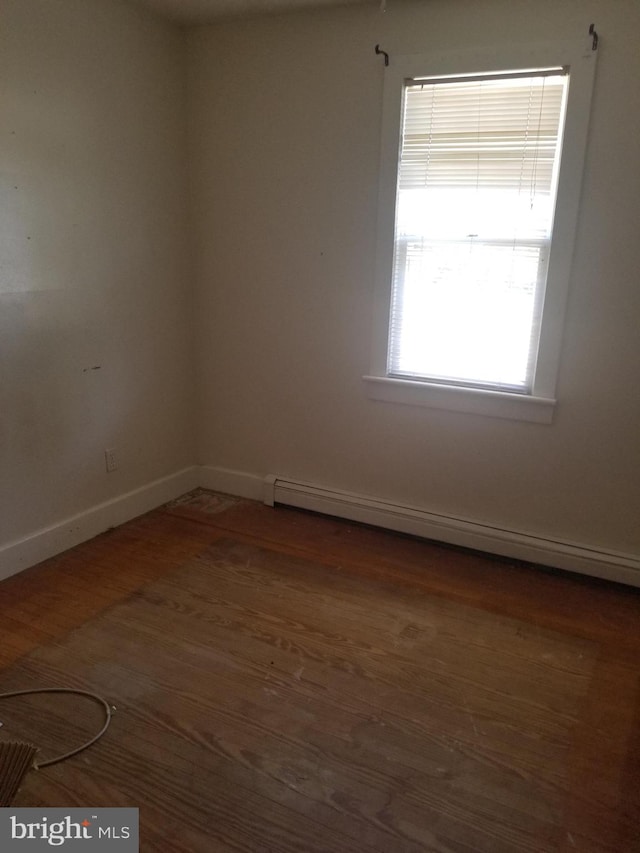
[364,38,598,423]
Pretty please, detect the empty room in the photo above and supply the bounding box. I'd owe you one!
[1,0,639,850]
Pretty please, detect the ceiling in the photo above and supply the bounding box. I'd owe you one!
[131,0,376,25]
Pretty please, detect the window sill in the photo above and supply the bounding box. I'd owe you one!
[363,375,556,423]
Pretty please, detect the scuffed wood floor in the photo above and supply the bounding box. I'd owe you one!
[0,491,638,852]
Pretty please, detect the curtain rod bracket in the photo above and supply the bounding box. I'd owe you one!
[589,24,599,51]
[375,44,389,67]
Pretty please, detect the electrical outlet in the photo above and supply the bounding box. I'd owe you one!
[105,448,118,473]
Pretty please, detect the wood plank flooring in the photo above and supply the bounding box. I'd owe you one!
[1,491,638,851]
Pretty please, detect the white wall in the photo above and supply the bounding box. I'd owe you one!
[3,0,638,580]
[1,0,195,562]
[189,0,640,559]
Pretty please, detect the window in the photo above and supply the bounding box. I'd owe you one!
[365,39,597,422]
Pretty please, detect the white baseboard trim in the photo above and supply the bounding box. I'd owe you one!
[0,466,199,583]
[198,465,266,501]
[5,463,638,589]
[264,475,640,588]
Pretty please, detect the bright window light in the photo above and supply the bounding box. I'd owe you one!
[388,72,568,393]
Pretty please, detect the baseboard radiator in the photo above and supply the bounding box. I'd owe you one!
[263,475,640,588]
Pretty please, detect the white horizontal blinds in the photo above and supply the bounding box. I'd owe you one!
[400,71,565,194]
[388,69,568,392]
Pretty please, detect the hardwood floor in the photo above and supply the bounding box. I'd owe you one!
[1,491,638,852]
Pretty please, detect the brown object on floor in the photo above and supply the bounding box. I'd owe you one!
[0,492,638,852]
[0,741,38,806]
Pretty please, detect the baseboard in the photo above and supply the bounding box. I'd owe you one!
[6,463,638,589]
[198,466,266,501]
[264,475,640,588]
[0,466,199,583]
